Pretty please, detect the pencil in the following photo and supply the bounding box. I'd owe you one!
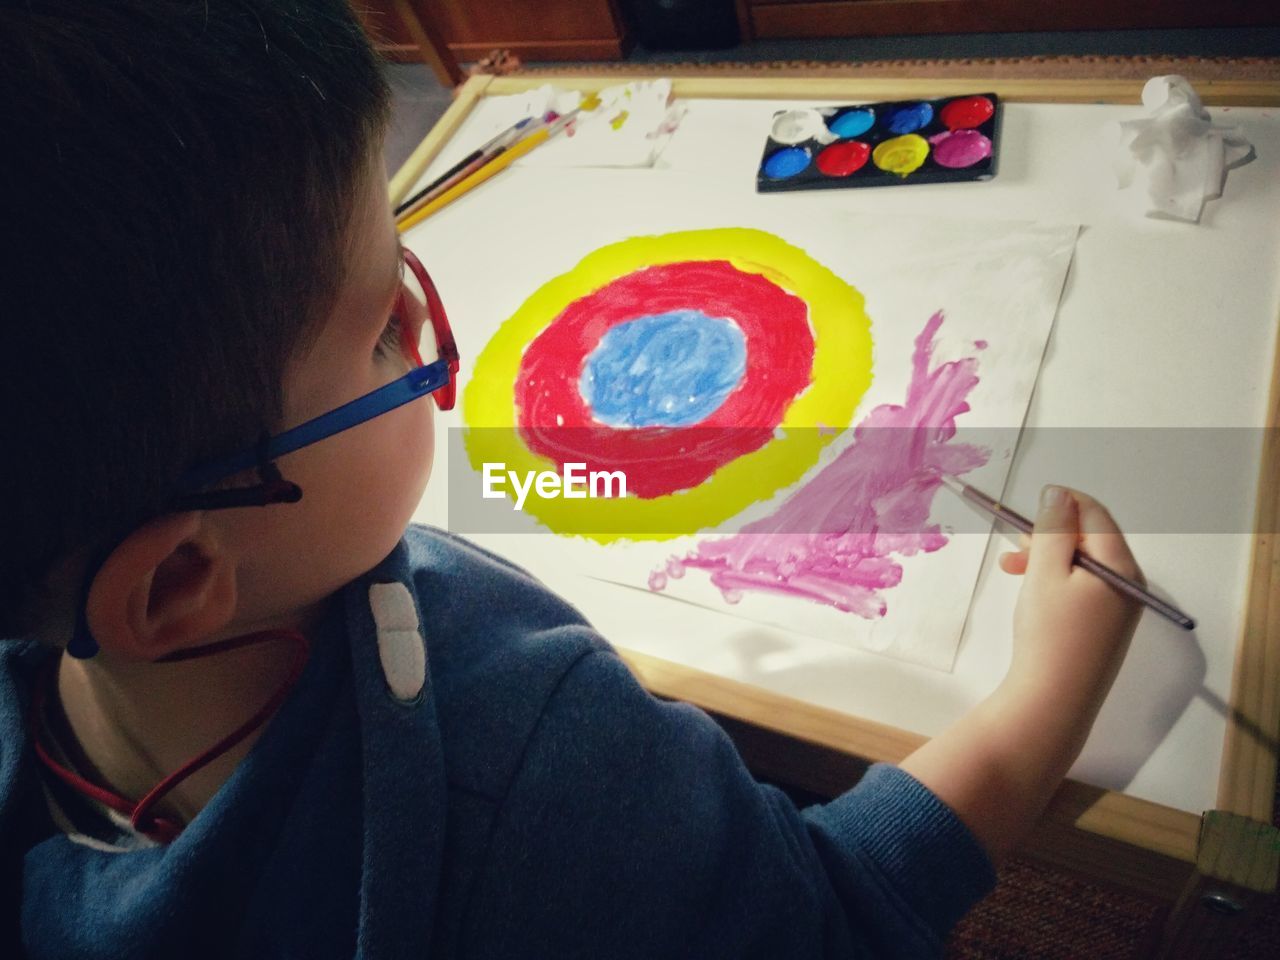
[940,475,1195,631]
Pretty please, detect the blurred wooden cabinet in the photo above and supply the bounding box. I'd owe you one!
[352,0,462,85]
[355,0,631,63]
[738,0,1280,40]
[356,0,1279,65]
[352,1,421,61]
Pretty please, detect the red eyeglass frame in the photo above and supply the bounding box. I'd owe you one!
[398,247,459,411]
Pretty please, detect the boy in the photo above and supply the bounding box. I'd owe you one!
[0,2,1142,957]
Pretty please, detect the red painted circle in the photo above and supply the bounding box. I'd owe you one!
[816,140,871,177]
[940,96,994,130]
[515,260,815,497]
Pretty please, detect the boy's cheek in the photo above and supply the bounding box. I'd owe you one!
[387,396,435,497]
[212,404,436,627]
[233,400,435,582]
[331,399,435,535]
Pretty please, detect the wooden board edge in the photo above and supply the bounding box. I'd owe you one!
[617,646,923,762]
[482,74,1280,106]
[617,646,1201,868]
[387,74,492,207]
[1054,786,1201,866]
[1217,302,1280,822]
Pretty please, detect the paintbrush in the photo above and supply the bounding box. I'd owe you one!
[397,93,601,233]
[940,475,1195,630]
[394,115,540,219]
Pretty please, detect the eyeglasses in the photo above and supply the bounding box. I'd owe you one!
[172,247,459,511]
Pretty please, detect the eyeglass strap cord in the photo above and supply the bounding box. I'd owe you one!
[169,434,303,513]
[33,627,311,842]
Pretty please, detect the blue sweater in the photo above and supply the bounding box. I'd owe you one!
[0,526,994,959]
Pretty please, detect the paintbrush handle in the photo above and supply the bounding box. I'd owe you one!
[396,150,494,224]
[1069,546,1195,630]
[394,148,480,216]
[957,484,1196,631]
[397,95,600,231]
[394,116,536,215]
[397,128,551,232]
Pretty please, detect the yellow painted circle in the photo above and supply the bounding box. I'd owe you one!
[872,134,930,177]
[463,228,874,542]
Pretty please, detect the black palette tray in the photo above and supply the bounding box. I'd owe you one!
[756,92,1002,193]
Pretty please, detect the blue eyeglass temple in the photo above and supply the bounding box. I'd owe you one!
[176,358,451,492]
[65,357,453,660]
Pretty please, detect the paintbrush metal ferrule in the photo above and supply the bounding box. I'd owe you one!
[941,475,1029,533]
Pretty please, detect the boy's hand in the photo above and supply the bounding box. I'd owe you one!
[996,486,1143,721]
[900,486,1144,866]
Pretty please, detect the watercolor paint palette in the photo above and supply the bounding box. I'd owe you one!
[756,93,1001,192]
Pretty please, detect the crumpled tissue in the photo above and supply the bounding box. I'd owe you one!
[1114,75,1256,223]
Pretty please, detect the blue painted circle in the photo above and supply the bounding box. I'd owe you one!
[579,310,747,428]
[763,146,811,180]
[886,102,934,134]
[829,108,874,138]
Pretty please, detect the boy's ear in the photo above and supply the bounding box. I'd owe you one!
[86,512,237,661]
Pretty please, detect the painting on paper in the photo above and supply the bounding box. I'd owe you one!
[435,198,1076,670]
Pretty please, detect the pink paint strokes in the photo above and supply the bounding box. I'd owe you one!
[653,311,990,617]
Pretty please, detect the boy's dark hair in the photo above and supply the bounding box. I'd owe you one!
[0,0,391,636]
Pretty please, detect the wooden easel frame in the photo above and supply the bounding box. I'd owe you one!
[392,74,1280,957]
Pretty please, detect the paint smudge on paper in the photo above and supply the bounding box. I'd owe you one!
[653,311,990,617]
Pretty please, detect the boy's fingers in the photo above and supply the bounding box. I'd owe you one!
[1070,490,1144,582]
[999,550,1028,575]
[1025,485,1080,578]
[1070,489,1122,535]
